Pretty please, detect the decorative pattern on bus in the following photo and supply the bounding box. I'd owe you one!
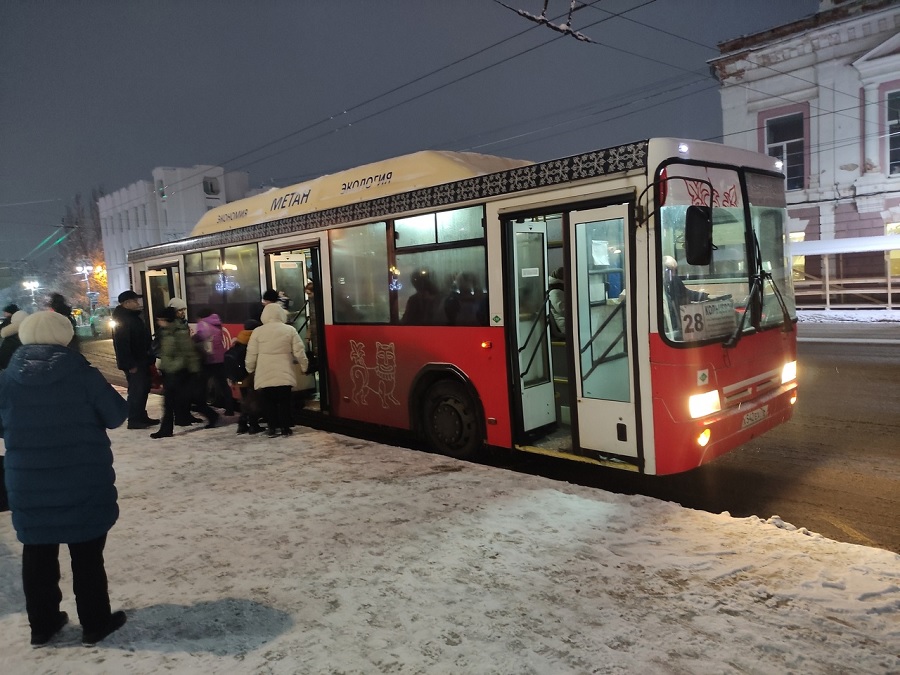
[686,180,738,207]
[349,340,400,408]
[128,141,649,262]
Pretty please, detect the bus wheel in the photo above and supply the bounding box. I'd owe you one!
[423,380,481,460]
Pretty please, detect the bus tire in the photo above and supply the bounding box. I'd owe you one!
[422,380,482,460]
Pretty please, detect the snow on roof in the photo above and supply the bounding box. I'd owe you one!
[191,150,533,237]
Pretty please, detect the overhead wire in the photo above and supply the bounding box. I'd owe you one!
[13,0,888,259]
[73,0,643,215]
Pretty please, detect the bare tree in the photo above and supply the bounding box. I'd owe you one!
[35,190,108,313]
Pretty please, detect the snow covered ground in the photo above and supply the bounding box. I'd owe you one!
[2,391,899,674]
[797,308,900,323]
[1,309,899,673]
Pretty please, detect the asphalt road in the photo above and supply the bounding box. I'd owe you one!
[506,322,900,554]
[80,324,900,554]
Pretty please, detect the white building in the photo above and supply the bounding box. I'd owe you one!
[99,165,248,302]
[710,0,900,308]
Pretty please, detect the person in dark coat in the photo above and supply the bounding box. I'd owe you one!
[112,290,158,429]
[47,293,80,352]
[226,319,264,435]
[663,256,709,308]
[1,302,19,330]
[401,267,441,325]
[150,307,217,439]
[0,309,28,370]
[0,310,129,647]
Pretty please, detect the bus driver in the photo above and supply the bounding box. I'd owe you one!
[663,255,708,308]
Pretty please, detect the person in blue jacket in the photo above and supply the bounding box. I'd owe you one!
[0,310,129,648]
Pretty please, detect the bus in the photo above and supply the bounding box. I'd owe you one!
[127,138,798,475]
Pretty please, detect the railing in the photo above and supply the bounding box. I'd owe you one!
[794,275,900,308]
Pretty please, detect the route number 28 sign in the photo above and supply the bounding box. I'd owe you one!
[679,298,736,341]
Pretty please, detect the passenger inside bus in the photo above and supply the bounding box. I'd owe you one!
[663,255,708,308]
[547,267,566,338]
[401,267,441,325]
[444,272,487,326]
[304,282,317,355]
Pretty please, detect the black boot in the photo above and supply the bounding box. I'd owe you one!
[30,611,68,648]
[280,427,293,437]
[82,610,127,647]
[248,423,264,435]
[236,417,248,434]
[267,427,280,438]
[204,410,219,429]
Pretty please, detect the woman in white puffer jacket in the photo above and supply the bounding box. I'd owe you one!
[245,302,307,437]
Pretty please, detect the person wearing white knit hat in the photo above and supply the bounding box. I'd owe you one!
[18,309,74,346]
[166,297,187,323]
[0,310,129,647]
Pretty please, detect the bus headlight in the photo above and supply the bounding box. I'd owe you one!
[781,360,797,384]
[689,390,721,419]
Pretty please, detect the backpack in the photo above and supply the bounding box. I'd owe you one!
[223,341,249,383]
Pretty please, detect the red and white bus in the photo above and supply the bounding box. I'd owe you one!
[128,138,798,474]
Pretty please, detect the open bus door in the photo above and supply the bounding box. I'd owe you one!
[143,268,172,327]
[568,205,639,462]
[509,221,557,437]
[267,250,318,395]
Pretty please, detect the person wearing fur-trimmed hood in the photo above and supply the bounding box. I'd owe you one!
[0,310,129,647]
[246,302,307,437]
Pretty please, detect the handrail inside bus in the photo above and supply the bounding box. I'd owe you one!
[518,294,554,380]
[579,302,627,380]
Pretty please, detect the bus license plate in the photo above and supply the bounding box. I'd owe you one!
[741,405,769,429]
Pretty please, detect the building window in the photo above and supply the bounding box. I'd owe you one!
[203,177,220,195]
[766,113,805,191]
[888,91,900,176]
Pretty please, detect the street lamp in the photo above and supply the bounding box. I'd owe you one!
[76,263,94,293]
[23,280,39,306]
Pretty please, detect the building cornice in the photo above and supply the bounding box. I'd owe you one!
[714,0,896,56]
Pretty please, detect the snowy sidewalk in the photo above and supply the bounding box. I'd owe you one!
[1,393,898,674]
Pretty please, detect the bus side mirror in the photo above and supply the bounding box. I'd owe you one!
[684,205,713,266]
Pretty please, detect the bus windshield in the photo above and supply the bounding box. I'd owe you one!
[658,166,796,344]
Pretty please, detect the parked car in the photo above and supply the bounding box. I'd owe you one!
[90,307,116,338]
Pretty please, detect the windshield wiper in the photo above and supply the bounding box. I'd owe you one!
[724,234,794,349]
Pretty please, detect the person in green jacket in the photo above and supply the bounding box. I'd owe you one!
[150,308,217,439]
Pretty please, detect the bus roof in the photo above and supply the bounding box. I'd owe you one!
[191,150,533,237]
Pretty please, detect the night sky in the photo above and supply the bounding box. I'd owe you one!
[0,0,818,261]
